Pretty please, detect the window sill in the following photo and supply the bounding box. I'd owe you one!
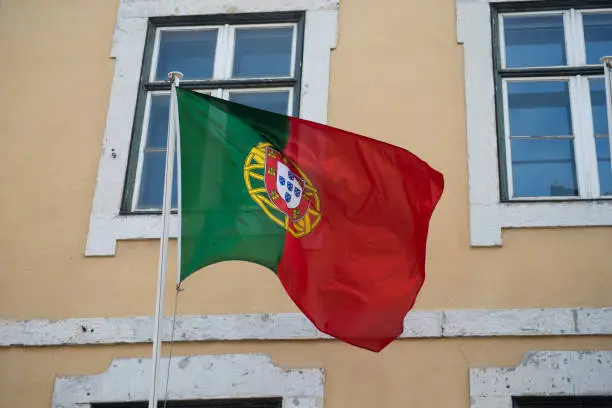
[86,213,180,256]
[119,209,178,216]
[471,199,612,246]
[504,196,612,203]
[88,199,612,254]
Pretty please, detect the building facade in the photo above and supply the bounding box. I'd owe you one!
[1,0,611,407]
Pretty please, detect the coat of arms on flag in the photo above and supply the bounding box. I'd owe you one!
[244,142,321,238]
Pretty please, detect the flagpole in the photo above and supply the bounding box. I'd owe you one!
[148,70,183,408]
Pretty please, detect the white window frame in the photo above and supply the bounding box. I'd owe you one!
[85,0,339,256]
[603,57,612,171]
[225,87,295,116]
[150,23,299,83]
[132,90,220,212]
[225,23,299,80]
[456,0,612,246]
[150,25,224,82]
[133,23,297,213]
[133,89,171,212]
[500,77,583,200]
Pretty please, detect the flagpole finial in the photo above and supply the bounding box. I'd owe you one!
[601,56,612,68]
[168,71,184,86]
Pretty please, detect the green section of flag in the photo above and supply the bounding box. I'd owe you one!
[177,89,292,282]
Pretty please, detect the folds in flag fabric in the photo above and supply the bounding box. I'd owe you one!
[176,88,444,351]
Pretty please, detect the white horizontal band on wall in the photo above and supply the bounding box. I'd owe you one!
[2,307,611,347]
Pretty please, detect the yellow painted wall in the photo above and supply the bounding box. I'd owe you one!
[2,337,612,408]
[1,0,610,320]
[1,1,611,407]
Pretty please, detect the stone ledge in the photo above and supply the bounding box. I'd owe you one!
[2,307,610,347]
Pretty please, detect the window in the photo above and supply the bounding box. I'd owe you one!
[122,14,304,213]
[456,0,612,246]
[513,396,612,407]
[85,0,337,256]
[493,7,612,200]
[93,398,283,408]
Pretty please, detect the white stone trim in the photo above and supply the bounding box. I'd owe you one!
[470,351,612,408]
[2,307,610,347]
[52,353,324,408]
[457,0,612,246]
[85,0,339,256]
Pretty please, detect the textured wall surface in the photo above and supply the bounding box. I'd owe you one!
[0,0,611,321]
[1,0,611,407]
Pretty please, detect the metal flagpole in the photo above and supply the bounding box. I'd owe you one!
[601,57,612,173]
[148,70,183,408]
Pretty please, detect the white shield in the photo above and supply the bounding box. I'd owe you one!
[276,161,305,209]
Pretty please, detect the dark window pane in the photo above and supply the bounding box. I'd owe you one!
[508,81,572,136]
[137,151,178,209]
[92,397,284,408]
[590,78,609,136]
[145,94,170,149]
[584,13,612,65]
[596,137,612,195]
[511,138,578,197]
[514,396,612,407]
[155,29,217,81]
[504,15,566,68]
[232,27,293,78]
[229,91,290,115]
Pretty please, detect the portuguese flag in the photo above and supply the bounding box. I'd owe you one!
[177,88,444,352]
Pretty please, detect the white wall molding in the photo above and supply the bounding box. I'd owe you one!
[457,0,612,246]
[85,0,339,256]
[470,350,612,408]
[2,307,610,348]
[52,353,324,408]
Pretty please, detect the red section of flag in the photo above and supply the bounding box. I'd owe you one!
[277,118,444,352]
